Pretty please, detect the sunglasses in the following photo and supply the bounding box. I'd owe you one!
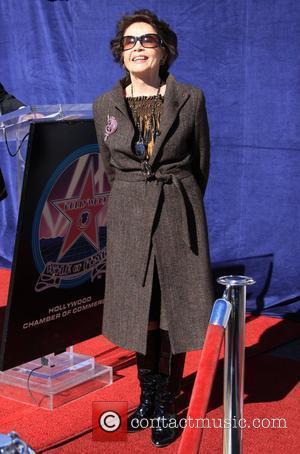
[121,33,163,51]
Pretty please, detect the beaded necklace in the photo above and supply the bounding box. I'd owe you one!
[130,82,162,160]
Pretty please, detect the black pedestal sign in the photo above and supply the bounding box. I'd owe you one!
[0,120,109,370]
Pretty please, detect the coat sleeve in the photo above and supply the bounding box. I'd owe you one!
[93,96,115,188]
[0,83,25,115]
[192,89,210,196]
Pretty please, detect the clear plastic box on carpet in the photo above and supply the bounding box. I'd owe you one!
[0,348,112,410]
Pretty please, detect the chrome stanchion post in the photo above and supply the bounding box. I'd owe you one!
[217,275,255,454]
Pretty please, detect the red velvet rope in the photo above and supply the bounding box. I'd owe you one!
[178,324,225,454]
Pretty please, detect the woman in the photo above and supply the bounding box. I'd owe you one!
[0,83,24,115]
[0,83,25,201]
[93,9,214,447]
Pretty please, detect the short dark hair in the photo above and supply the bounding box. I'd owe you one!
[110,9,178,81]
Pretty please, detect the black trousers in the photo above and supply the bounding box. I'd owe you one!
[0,169,7,201]
[148,258,168,330]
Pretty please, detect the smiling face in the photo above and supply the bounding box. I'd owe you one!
[122,22,165,81]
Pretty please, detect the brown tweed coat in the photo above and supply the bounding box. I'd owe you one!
[93,73,214,354]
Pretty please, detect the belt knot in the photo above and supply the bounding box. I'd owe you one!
[141,161,173,184]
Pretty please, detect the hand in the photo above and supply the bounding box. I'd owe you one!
[19,112,45,122]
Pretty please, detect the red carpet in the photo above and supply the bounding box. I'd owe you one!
[40,354,300,454]
[0,269,299,453]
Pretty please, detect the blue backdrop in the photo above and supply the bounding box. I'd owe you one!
[0,0,299,319]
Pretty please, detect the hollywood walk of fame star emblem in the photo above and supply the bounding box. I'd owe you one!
[51,163,106,259]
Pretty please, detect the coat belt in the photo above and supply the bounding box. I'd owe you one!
[113,167,194,286]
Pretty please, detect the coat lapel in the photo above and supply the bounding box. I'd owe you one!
[111,81,129,118]
[110,80,135,144]
[149,74,190,165]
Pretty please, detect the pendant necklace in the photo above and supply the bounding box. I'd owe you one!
[131,81,161,159]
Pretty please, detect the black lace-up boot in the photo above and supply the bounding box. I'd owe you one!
[127,329,160,432]
[151,330,186,447]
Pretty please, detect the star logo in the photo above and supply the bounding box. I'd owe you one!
[51,163,107,259]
